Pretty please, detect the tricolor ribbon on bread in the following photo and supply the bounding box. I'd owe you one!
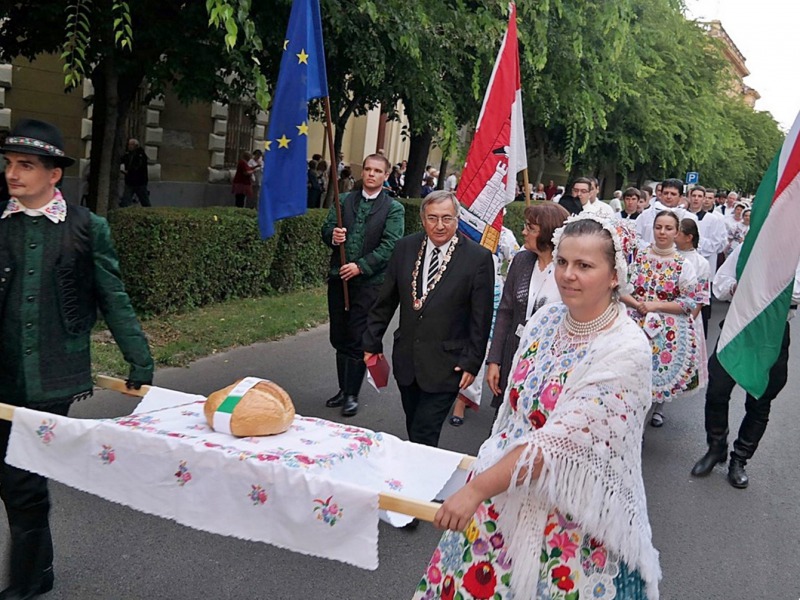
[212,377,268,435]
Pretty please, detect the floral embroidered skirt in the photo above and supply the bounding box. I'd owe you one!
[413,500,647,600]
[629,310,698,403]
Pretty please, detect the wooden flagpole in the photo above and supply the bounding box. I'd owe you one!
[0,376,478,522]
[323,96,349,311]
[522,168,531,207]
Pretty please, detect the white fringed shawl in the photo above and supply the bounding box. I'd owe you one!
[473,302,661,600]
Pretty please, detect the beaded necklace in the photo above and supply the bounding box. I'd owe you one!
[411,235,458,310]
[564,301,619,336]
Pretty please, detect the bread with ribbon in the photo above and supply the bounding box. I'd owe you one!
[204,379,295,436]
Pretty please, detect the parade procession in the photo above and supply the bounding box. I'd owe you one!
[0,0,798,599]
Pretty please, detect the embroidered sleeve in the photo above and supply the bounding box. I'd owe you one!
[675,259,697,314]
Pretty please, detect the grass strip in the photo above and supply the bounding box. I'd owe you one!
[93,286,329,377]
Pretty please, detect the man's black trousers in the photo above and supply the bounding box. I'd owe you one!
[704,322,790,459]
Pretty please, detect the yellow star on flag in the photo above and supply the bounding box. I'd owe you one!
[277,134,291,149]
[296,121,309,136]
[296,49,309,64]
[283,39,289,51]
[264,140,272,151]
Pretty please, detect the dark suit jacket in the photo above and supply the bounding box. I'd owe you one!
[363,231,494,393]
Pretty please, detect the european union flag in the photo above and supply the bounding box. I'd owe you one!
[258,0,329,238]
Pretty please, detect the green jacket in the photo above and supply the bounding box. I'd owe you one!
[0,203,153,407]
[321,190,405,286]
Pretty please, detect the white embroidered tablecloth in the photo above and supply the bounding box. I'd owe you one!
[6,387,464,570]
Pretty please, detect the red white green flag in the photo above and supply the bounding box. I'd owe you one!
[717,113,800,398]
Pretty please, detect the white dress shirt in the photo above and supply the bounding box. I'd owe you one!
[422,237,455,287]
[582,198,615,219]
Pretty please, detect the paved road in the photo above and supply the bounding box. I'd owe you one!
[2,303,799,599]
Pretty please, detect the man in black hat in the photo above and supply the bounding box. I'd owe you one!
[0,118,153,598]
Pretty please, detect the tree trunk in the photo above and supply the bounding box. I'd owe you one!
[436,157,448,191]
[95,58,120,217]
[402,130,432,199]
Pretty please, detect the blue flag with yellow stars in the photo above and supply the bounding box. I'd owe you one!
[258,0,329,238]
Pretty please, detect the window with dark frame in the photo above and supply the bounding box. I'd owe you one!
[224,102,256,167]
[124,85,148,148]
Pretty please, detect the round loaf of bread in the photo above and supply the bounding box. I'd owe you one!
[204,379,295,437]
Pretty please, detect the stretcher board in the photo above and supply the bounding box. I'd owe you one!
[1,377,476,570]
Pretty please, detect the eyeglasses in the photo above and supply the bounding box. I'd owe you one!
[524,221,539,230]
[425,215,457,226]
[572,188,590,195]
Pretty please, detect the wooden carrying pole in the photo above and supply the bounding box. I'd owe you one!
[323,96,349,311]
[0,376,477,523]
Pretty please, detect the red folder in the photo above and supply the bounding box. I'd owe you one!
[365,354,390,391]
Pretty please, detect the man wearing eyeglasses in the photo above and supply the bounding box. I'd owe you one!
[363,191,494,448]
[558,177,592,216]
[581,177,615,218]
[322,154,405,417]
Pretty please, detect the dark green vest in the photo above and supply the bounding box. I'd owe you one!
[0,203,97,406]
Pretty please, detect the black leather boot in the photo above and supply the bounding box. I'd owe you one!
[0,526,54,600]
[690,435,728,477]
[341,358,366,417]
[728,455,749,489]
[326,354,348,408]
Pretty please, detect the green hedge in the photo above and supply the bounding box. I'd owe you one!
[108,207,327,315]
[108,200,531,316]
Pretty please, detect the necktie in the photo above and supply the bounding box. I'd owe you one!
[427,247,440,289]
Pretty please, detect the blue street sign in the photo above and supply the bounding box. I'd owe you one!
[686,171,699,184]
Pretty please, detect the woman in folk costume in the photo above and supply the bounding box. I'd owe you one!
[622,211,699,428]
[413,215,660,600]
[485,203,569,412]
[676,218,711,388]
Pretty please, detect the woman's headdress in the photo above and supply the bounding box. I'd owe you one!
[552,213,638,295]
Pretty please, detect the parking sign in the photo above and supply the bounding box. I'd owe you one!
[686,171,699,184]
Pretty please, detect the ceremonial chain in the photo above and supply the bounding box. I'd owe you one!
[411,235,458,310]
[564,301,618,336]
[650,244,676,257]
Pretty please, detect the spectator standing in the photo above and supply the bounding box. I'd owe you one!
[307,159,322,209]
[338,166,355,194]
[231,151,254,208]
[544,179,558,200]
[444,171,458,192]
[421,176,435,198]
[120,138,151,207]
[248,149,264,208]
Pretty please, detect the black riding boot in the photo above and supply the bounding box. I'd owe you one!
[341,358,366,417]
[0,526,54,600]
[728,412,769,489]
[691,430,728,477]
[326,353,348,408]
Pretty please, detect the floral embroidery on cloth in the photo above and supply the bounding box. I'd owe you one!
[175,460,192,486]
[313,495,343,526]
[627,250,698,402]
[35,419,57,445]
[249,484,268,505]
[1,189,67,223]
[98,445,116,465]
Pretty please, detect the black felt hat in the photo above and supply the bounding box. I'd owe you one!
[0,118,75,167]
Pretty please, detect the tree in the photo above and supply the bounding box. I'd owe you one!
[0,0,271,215]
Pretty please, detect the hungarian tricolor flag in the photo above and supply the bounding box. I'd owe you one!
[717,112,800,398]
[456,2,526,253]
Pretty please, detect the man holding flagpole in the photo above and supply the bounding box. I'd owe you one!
[691,112,800,488]
[321,155,404,417]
